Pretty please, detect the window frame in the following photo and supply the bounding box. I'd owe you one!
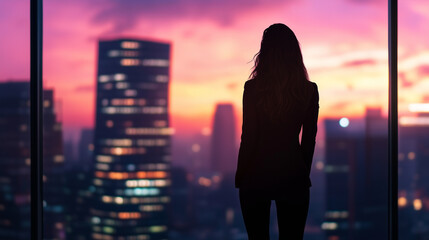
[30,0,43,239]
[29,0,399,239]
[388,0,398,239]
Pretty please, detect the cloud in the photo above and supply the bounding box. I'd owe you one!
[397,65,429,89]
[347,0,385,4]
[86,0,292,33]
[341,59,377,68]
[417,65,429,77]
[74,84,94,92]
[226,82,239,91]
[398,72,414,88]
[399,72,414,88]
[423,94,429,102]
[329,102,349,111]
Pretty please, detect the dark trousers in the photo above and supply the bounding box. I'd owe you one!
[239,188,309,240]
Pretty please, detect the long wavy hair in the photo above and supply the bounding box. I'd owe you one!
[250,23,311,120]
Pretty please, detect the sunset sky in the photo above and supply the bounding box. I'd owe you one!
[1,0,429,141]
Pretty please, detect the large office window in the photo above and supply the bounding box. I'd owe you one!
[40,1,391,239]
[5,0,426,240]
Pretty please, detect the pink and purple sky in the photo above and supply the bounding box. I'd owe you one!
[1,0,429,140]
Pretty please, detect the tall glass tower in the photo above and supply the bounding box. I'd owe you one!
[0,82,65,240]
[90,39,171,240]
[210,103,237,175]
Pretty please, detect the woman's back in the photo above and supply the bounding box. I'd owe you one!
[235,79,319,192]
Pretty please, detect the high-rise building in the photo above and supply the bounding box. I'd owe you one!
[65,129,94,239]
[323,117,366,240]
[78,128,94,171]
[363,108,388,239]
[0,82,32,240]
[42,88,67,239]
[399,105,429,238]
[0,81,65,240]
[90,39,172,239]
[210,103,237,175]
[323,110,389,240]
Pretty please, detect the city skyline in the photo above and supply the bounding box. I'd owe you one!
[0,81,427,239]
[2,0,429,142]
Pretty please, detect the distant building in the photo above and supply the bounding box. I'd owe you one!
[189,131,211,174]
[63,140,76,169]
[64,167,93,239]
[323,117,366,240]
[210,103,237,175]
[363,108,388,239]
[78,128,94,171]
[169,167,192,233]
[323,109,389,240]
[0,81,65,240]
[64,128,94,239]
[399,105,429,238]
[90,39,172,239]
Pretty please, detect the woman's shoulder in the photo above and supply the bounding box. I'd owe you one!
[305,80,318,90]
[244,79,256,89]
[304,81,319,97]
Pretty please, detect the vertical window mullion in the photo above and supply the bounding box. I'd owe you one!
[388,0,398,239]
[30,0,43,239]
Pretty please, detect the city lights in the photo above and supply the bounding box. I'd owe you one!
[398,197,407,208]
[94,171,168,180]
[142,59,169,67]
[414,199,423,211]
[399,116,429,126]
[121,41,140,49]
[321,222,338,230]
[408,103,429,113]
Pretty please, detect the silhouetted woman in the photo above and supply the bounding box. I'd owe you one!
[235,23,319,240]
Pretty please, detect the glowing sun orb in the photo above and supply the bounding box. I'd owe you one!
[339,117,350,128]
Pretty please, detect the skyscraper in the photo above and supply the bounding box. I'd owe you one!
[210,103,237,175]
[363,108,388,239]
[78,128,94,171]
[0,82,32,240]
[42,88,67,239]
[323,110,389,240]
[323,117,366,240]
[399,105,429,238]
[0,81,65,240]
[90,39,172,239]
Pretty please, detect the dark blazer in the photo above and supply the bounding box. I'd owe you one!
[235,80,319,191]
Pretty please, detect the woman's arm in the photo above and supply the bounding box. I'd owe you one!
[301,83,319,175]
[235,81,259,187]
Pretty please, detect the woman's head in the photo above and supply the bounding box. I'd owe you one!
[259,24,303,69]
[251,23,307,83]
[250,23,310,118]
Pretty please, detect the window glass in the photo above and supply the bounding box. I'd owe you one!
[43,0,389,239]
